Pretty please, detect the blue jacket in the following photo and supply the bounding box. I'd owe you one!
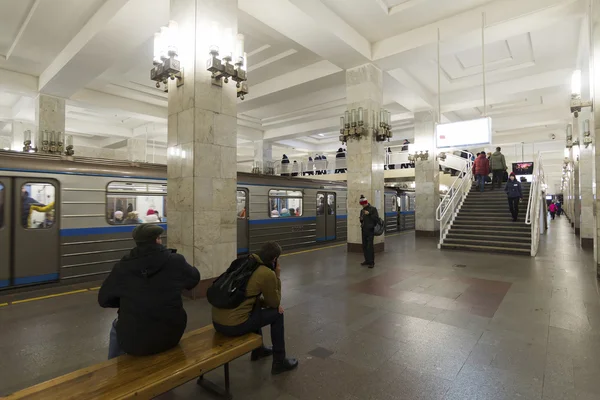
[504,180,522,198]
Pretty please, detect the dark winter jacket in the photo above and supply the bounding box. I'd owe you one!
[98,243,200,356]
[360,204,380,232]
[473,154,490,176]
[504,180,523,198]
[21,196,43,227]
[489,151,507,171]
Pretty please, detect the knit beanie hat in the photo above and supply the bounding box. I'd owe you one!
[509,172,516,177]
[359,195,368,206]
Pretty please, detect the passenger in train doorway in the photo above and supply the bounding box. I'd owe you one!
[21,189,44,227]
[209,242,299,375]
[489,147,508,190]
[359,195,379,268]
[98,224,200,359]
[504,172,523,222]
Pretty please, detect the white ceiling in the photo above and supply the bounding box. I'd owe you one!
[0,0,589,192]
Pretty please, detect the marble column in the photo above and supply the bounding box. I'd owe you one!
[573,140,581,235]
[127,137,147,162]
[345,63,385,253]
[167,0,238,287]
[414,111,440,236]
[35,94,65,149]
[253,140,272,172]
[578,112,594,248]
[593,0,600,271]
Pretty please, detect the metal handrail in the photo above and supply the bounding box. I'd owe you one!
[525,153,544,226]
[436,151,474,246]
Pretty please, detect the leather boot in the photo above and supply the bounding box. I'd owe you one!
[251,346,273,361]
[271,358,299,375]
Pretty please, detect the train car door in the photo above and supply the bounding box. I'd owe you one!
[316,192,336,241]
[0,178,10,288]
[13,178,60,286]
[237,189,249,255]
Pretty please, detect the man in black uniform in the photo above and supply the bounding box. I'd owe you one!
[359,195,379,268]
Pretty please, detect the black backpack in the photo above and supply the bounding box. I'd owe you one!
[374,217,385,236]
[207,256,260,309]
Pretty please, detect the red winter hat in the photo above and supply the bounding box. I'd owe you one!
[147,209,155,216]
[509,172,516,177]
[359,195,368,206]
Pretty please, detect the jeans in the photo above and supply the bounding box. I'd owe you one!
[508,197,520,221]
[213,307,286,361]
[492,170,503,189]
[108,319,125,359]
[476,174,486,192]
[362,230,375,265]
[550,212,556,220]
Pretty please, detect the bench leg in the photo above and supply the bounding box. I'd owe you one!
[197,363,233,400]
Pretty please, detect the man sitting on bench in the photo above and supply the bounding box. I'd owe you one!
[98,224,200,359]
[210,242,298,375]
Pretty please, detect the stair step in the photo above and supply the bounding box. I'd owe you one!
[444,238,531,249]
[451,224,529,231]
[440,243,530,256]
[455,216,527,222]
[446,233,531,243]
[459,210,524,215]
[452,221,528,228]
[450,228,530,236]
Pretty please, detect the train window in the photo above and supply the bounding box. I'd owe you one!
[237,191,246,218]
[0,183,4,228]
[21,183,56,229]
[106,182,167,225]
[268,189,303,218]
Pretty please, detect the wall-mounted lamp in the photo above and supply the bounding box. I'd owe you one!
[206,23,248,99]
[570,70,592,117]
[22,130,37,153]
[408,150,429,161]
[583,119,593,148]
[65,135,74,156]
[338,108,392,144]
[151,21,183,92]
[437,152,447,162]
[566,124,574,148]
[40,130,64,154]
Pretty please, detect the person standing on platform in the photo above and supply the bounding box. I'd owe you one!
[359,195,379,269]
[473,152,490,192]
[556,201,562,217]
[548,202,557,220]
[98,224,200,359]
[335,148,346,173]
[281,154,290,176]
[489,147,507,190]
[504,172,523,222]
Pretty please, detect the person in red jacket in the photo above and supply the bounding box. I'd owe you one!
[473,152,490,192]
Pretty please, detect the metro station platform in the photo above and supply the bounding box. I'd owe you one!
[1,219,599,400]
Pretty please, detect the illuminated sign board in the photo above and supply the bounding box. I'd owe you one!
[436,117,492,149]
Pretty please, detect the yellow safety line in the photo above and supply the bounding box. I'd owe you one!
[1,231,415,306]
[9,289,90,305]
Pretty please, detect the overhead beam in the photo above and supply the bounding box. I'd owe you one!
[1,0,41,61]
[70,88,167,122]
[66,120,133,138]
[239,0,370,69]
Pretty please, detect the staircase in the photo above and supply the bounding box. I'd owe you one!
[441,182,531,255]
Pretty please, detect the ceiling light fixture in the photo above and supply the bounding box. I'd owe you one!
[206,23,249,100]
[339,107,392,144]
[150,21,183,92]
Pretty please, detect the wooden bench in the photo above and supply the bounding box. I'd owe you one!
[6,325,262,400]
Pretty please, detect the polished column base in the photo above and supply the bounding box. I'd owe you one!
[581,238,593,249]
[347,242,385,253]
[415,230,440,238]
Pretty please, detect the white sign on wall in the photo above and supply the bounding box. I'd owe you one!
[436,117,492,149]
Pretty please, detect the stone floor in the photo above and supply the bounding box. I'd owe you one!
[1,217,600,399]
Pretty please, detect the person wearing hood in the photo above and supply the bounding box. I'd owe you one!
[281,154,290,176]
[489,147,507,190]
[98,224,200,359]
[504,172,523,222]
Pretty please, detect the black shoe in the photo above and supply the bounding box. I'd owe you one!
[361,261,369,266]
[272,358,299,375]
[368,264,375,269]
[251,346,273,361]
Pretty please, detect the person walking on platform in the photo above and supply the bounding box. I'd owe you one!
[489,147,507,190]
[359,195,380,268]
[504,172,523,222]
[549,202,557,220]
[98,224,200,359]
[209,242,298,375]
[473,152,490,192]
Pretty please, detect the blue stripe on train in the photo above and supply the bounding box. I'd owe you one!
[385,212,398,217]
[248,217,317,225]
[0,167,166,180]
[60,224,168,237]
[316,236,336,242]
[336,215,347,220]
[0,279,9,288]
[400,211,415,215]
[14,273,59,285]
[237,248,249,254]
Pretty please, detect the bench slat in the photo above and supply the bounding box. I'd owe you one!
[7,326,262,400]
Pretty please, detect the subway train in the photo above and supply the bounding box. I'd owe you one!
[0,151,413,290]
